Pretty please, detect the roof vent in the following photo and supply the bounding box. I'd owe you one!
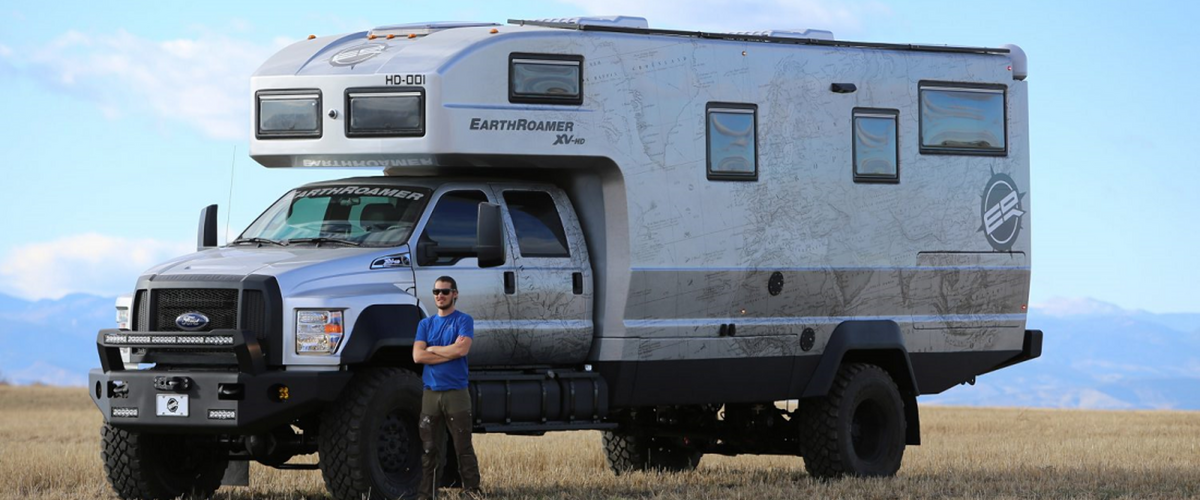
[528,16,649,28]
[729,29,835,41]
[369,21,500,38]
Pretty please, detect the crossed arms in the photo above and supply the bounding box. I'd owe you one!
[412,335,472,365]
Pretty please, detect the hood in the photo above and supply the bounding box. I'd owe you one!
[143,245,414,282]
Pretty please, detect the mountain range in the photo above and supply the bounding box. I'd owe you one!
[2,293,1197,410]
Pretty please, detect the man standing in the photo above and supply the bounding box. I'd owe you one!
[412,276,482,499]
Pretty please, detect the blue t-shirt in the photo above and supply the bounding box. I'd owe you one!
[415,310,474,391]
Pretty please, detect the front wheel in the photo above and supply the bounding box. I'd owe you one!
[101,424,227,500]
[799,363,906,478]
[319,367,424,500]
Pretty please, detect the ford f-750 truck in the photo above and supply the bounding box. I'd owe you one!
[90,16,1041,500]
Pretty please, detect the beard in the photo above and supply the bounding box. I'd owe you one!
[436,298,455,310]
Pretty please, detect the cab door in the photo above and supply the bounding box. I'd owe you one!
[411,187,518,366]
[491,186,593,366]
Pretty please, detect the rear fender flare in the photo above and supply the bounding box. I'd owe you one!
[801,320,921,445]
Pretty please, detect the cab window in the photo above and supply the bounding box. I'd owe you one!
[420,190,489,265]
[503,191,570,258]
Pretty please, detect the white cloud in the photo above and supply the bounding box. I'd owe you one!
[0,233,192,301]
[551,0,892,35]
[12,29,290,140]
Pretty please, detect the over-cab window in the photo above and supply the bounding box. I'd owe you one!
[345,87,425,138]
[707,103,758,181]
[503,191,570,258]
[853,108,899,183]
[509,54,583,105]
[919,83,1006,156]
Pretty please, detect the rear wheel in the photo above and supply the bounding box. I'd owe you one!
[101,424,227,500]
[800,363,906,478]
[319,367,423,500]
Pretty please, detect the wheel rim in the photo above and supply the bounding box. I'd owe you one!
[377,410,414,476]
[850,399,886,461]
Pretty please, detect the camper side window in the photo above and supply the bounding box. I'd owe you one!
[510,53,584,105]
[853,109,899,183]
[706,103,758,181]
[919,83,1007,156]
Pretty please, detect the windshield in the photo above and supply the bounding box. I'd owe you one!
[237,184,430,247]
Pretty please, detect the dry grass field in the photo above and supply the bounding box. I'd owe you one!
[3,385,1200,500]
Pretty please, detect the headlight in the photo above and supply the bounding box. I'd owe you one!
[257,89,322,139]
[116,308,130,330]
[346,89,424,137]
[295,310,344,354]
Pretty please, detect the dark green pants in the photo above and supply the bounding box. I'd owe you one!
[418,388,480,498]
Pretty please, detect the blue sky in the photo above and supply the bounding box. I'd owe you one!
[0,1,1196,313]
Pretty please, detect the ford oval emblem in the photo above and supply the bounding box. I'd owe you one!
[176,312,210,331]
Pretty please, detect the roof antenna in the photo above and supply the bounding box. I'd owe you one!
[225,146,236,245]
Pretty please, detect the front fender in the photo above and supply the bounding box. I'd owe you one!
[339,304,424,365]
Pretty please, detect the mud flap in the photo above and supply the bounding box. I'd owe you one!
[221,461,250,487]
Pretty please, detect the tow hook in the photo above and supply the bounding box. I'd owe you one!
[153,376,192,392]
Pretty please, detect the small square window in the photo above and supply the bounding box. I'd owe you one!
[510,53,583,105]
[853,109,899,183]
[707,103,758,181]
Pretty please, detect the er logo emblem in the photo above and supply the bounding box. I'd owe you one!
[979,173,1026,251]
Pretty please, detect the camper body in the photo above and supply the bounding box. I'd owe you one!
[89,17,1041,500]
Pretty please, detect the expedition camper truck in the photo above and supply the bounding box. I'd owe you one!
[89,16,1043,500]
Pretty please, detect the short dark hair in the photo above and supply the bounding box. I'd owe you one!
[435,275,457,291]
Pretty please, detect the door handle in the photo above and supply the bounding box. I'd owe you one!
[504,271,516,295]
[572,272,583,295]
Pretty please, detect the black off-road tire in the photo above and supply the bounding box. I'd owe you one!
[319,367,424,500]
[602,431,700,474]
[799,363,906,479]
[101,424,227,500]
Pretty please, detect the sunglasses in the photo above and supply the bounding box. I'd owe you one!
[432,288,456,296]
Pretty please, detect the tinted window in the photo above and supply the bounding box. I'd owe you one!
[503,191,570,258]
[422,191,489,265]
[510,54,583,105]
[920,85,1006,155]
[347,90,423,137]
[853,109,899,182]
[707,104,758,180]
[258,92,320,137]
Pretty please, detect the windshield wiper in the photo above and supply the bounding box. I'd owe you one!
[231,237,285,247]
[285,237,362,247]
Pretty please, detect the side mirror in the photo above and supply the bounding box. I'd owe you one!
[415,238,438,267]
[197,204,218,251]
[476,203,505,268]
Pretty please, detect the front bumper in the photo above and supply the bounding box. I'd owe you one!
[89,329,351,433]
